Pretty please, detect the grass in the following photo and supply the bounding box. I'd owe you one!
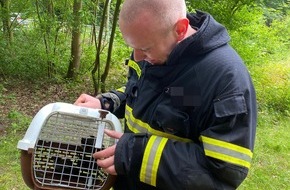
[0,111,31,190]
[238,111,290,189]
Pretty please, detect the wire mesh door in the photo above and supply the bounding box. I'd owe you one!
[32,112,116,190]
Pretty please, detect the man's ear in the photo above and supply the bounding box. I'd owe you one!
[175,18,189,41]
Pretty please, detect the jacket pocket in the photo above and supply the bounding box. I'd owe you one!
[152,104,191,137]
[214,93,247,118]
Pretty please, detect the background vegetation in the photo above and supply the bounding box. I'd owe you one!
[0,0,289,189]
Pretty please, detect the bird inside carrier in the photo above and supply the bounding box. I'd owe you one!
[17,102,122,190]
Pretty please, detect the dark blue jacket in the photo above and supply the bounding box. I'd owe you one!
[111,11,257,190]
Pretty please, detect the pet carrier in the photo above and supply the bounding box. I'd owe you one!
[17,102,122,190]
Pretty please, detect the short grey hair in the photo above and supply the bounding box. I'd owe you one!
[119,0,187,30]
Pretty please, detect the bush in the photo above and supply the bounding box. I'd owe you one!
[0,31,52,80]
[270,10,290,50]
[229,6,288,65]
[0,27,72,81]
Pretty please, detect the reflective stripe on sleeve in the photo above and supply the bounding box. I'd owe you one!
[140,136,168,187]
[200,135,253,168]
[128,60,141,78]
[116,86,126,93]
[125,105,192,142]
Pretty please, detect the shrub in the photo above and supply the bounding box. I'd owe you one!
[229,6,287,66]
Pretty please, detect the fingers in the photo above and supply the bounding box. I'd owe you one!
[97,156,117,175]
[74,93,87,105]
[94,144,116,159]
[101,164,117,175]
[74,94,101,109]
[97,155,114,168]
[94,145,117,175]
[104,129,123,139]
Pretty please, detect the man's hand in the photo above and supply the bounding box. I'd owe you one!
[74,93,101,109]
[93,129,123,175]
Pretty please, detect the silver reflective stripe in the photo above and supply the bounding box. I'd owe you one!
[203,143,252,163]
[201,135,253,168]
[140,136,168,186]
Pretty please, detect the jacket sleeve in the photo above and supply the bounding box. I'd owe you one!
[198,67,257,189]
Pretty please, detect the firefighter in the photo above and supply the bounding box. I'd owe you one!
[75,0,257,189]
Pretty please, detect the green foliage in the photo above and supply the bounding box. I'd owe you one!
[270,10,290,47]
[0,27,71,80]
[106,28,131,89]
[258,0,290,29]
[229,6,290,65]
[0,38,46,79]
[187,0,256,27]
[229,7,274,64]
[232,8,290,115]
[249,60,290,115]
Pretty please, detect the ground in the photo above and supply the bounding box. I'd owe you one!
[0,77,85,136]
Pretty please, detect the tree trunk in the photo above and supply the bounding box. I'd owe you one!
[66,0,82,79]
[91,0,110,95]
[100,0,122,92]
[35,0,56,77]
[0,0,13,45]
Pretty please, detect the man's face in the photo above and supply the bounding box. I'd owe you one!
[119,16,178,65]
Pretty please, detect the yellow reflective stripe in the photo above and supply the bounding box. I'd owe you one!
[204,150,251,168]
[140,136,156,184]
[140,136,168,186]
[200,135,253,168]
[128,60,141,78]
[125,105,148,133]
[116,86,126,93]
[201,136,253,157]
[125,105,192,143]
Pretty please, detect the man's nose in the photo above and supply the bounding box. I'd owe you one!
[133,49,146,62]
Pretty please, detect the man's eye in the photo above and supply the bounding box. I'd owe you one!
[141,48,150,52]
